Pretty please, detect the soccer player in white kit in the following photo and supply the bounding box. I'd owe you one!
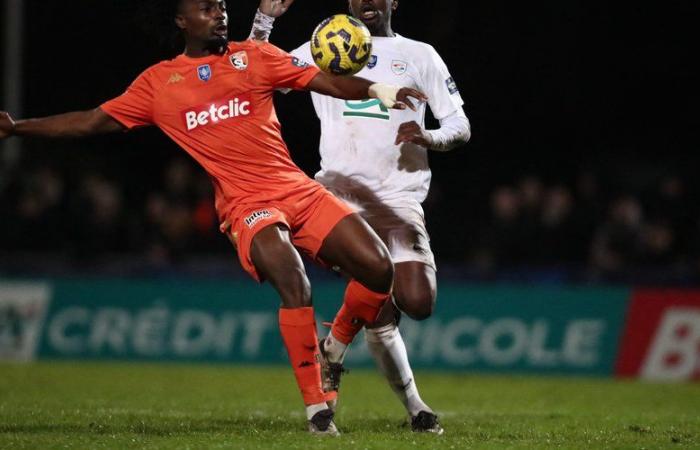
[251,0,470,433]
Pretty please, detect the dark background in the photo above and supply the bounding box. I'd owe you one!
[0,0,697,281]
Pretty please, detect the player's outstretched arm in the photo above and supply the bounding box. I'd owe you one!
[249,0,294,41]
[0,108,124,140]
[306,73,428,111]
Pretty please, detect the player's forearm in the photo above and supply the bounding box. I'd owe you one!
[307,72,374,100]
[427,109,471,152]
[14,108,123,138]
[248,8,274,41]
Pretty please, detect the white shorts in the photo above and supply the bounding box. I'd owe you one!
[323,183,436,271]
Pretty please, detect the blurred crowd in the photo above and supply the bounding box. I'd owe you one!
[1,157,699,283]
[460,173,697,283]
[0,158,224,268]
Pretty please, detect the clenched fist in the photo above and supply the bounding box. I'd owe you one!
[394,121,432,147]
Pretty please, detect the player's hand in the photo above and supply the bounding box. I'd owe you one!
[394,121,432,146]
[258,0,294,18]
[394,88,428,112]
[0,111,16,139]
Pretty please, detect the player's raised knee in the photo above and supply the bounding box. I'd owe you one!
[364,248,394,293]
[397,293,435,321]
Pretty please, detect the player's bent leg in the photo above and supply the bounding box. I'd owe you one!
[315,214,394,407]
[250,223,311,309]
[318,213,394,293]
[364,262,442,434]
[393,261,437,321]
[318,213,394,345]
[250,224,338,435]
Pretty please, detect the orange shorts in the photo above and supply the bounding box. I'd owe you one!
[220,185,354,282]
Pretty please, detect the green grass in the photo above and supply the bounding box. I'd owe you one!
[0,362,698,449]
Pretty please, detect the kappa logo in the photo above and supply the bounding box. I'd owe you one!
[244,210,273,228]
[391,60,408,75]
[182,94,252,131]
[197,64,212,82]
[167,73,185,84]
[446,76,459,95]
[229,51,248,70]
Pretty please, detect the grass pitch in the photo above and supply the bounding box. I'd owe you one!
[0,362,698,449]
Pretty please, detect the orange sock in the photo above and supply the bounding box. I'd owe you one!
[279,307,326,406]
[330,280,391,345]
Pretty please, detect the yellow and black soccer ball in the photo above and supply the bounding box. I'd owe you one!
[310,14,372,76]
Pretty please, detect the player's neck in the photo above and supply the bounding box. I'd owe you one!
[371,24,395,38]
[182,41,226,58]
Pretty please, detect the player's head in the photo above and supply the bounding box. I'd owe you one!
[174,0,229,53]
[348,0,398,37]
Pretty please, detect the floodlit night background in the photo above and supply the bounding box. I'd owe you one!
[1,0,695,282]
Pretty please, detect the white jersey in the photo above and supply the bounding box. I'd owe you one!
[291,34,464,205]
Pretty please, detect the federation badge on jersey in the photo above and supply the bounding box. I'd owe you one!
[291,57,310,68]
[446,77,459,95]
[367,55,378,69]
[229,51,248,70]
[197,64,212,82]
[391,60,408,75]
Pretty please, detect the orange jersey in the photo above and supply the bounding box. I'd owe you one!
[101,41,321,220]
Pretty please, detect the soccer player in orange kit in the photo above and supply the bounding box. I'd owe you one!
[0,0,427,436]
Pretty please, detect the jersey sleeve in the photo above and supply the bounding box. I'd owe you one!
[290,42,314,66]
[100,68,156,129]
[418,44,465,120]
[257,42,320,91]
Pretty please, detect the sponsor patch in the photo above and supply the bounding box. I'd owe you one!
[446,76,459,95]
[244,210,273,228]
[391,60,408,75]
[197,64,212,82]
[229,51,248,70]
[181,94,253,131]
[292,57,310,68]
[343,99,390,120]
[367,55,378,69]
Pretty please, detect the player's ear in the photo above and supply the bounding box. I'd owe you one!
[174,14,186,31]
[392,0,398,12]
[174,0,187,31]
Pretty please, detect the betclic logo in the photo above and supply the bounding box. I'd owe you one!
[182,94,252,131]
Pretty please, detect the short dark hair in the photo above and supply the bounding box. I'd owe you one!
[136,0,185,51]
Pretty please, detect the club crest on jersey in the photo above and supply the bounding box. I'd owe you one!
[446,77,459,95]
[391,60,408,75]
[229,51,248,70]
[197,64,212,82]
[367,55,378,69]
[291,57,310,68]
[244,210,273,228]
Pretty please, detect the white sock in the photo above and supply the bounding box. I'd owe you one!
[365,322,432,417]
[324,332,348,364]
[306,402,328,420]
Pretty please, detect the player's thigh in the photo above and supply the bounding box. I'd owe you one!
[317,213,393,293]
[393,261,437,320]
[250,223,311,308]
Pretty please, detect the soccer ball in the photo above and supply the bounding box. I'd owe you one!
[310,14,372,76]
